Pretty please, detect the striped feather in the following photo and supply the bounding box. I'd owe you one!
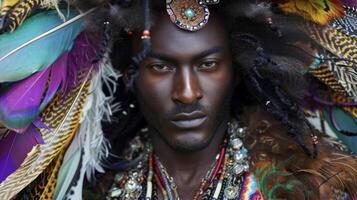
[333,6,357,37]
[59,59,120,200]
[16,149,65,199]
[332,93,357,118]
[0,69,92,199]
[0,0,19,18]
[304,11,357,98]
[0,0,20,8]
[275,0,345,25]
[305,23,357,61]
[308,64,348,95]
[0,0,41,33]
[39,150,65,200]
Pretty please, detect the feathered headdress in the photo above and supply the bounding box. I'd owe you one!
[0,0,356,199]
[0,1,120,199]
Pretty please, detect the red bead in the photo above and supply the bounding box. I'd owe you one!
[143,30,150,36]
[141,30,151,39]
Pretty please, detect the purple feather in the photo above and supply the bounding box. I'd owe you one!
[0,31,102,132]
[0,125,44,183]
[341,0,357,7]
[41,52,68,107]
[63,32,101,93]
[0,53,67,132]
[0,31,103,182]
[0,68,51,132]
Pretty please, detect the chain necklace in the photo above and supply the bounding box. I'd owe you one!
[107,120,252,200]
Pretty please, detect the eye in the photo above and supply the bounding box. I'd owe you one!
[198,61,218,70]
[150,64,174,72]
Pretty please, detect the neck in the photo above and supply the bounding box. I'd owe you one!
[149,117,229,198]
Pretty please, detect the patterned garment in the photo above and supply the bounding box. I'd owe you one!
[239,173,263,200]
[106,170,263,200]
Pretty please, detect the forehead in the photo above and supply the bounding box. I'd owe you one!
[137,13,230,57]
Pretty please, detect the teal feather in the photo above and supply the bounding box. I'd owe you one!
[0,9,82,82]
[323,108,357,152]
[53,148,81,200]
[268,180,306,199]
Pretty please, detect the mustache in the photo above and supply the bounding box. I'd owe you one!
[169,102,205,115]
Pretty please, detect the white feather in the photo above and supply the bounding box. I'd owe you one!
[81,58,120,180]
[64,56,120,199]
[40,0,68,21]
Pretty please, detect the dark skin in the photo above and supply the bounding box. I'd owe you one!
[133,13,235,199]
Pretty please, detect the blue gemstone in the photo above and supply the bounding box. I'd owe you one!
[185,8,195,19]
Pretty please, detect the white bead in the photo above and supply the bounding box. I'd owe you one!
[231,138,242,150]
[213,180,223,198]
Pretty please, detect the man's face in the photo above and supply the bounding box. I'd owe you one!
[134,14,235,152]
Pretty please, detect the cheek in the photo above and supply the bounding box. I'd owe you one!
[135,72,173,113]
[200,67,234,107]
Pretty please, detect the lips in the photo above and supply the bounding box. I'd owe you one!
[171,111,207,129]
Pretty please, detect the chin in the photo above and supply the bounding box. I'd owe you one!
[166,132,213,153]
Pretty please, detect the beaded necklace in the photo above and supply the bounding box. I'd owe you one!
[107,120,251,200]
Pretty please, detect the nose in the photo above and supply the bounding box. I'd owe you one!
[172,67,203,104]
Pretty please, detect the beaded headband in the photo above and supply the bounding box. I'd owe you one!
[166,0,220,31]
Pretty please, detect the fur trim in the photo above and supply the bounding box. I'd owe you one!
[244,106,357,199]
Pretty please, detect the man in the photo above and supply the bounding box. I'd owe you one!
[0,0,356,199]
[132,13,247,199]
[81,1,357,199]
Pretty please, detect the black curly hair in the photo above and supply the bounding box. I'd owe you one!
[76,0,319,158]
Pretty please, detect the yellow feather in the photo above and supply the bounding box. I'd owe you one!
[278,0,344,25]
[305,22,357,97]
[332,93,357,118]
[0,0,19,9]
[0,69,92,200]
[17,149,65,199]
[305,23,357,60]
[0,0,41,33]
[39,150,65,200]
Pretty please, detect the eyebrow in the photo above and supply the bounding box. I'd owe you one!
[147,46,226,63]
